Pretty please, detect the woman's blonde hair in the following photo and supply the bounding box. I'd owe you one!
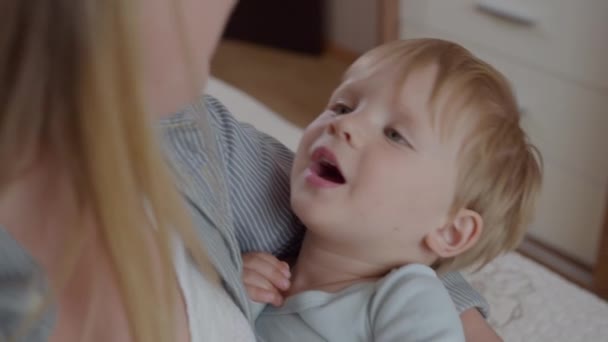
[1,0,216,340]
[348,39,543,272]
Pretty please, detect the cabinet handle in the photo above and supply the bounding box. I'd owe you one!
[475,0,537,26]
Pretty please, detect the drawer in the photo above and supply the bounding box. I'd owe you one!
[527,159,606,266]
[399,0,608,90]
[401,26,608,185]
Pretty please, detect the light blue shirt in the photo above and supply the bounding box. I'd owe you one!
[256,264,465,342]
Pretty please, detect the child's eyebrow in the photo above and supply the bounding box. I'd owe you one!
[330,80,361,101]
[392,97,425,141]
[392,95,416,125]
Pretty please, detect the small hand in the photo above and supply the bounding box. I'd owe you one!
[242,252,291,307]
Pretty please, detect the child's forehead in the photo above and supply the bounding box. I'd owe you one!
[337,61,478,144]
[338,63,440,115]
[341,60,439,94]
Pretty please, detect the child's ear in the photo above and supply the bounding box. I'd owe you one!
[425,209,483,258]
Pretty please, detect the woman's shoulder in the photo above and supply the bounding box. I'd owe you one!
[0,227,55,341]
[0,228,37,275]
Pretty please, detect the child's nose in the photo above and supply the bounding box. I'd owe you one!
[328,121,351,141]
[328,115,363,148]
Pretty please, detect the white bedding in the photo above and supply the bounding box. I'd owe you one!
[464,253,608,341]
[206,77,608,342]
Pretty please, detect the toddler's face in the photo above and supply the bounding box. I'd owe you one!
[291,64,468,266]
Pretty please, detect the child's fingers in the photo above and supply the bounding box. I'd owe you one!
[243,254,291,291]
[246,285,284,307]
[243,268,279,292]
[254,253,291,278]
[244,252,291,278]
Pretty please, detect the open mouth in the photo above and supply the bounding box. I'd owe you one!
[312,160,346,184]
[310,147,346,185]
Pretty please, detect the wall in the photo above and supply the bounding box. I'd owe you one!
[326,0,377,54]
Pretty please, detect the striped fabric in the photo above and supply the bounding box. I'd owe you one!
[162,95,489,318]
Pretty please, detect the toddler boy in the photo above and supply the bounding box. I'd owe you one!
[242,38,542,341]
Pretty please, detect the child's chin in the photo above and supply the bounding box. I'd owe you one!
[293,202,332,227]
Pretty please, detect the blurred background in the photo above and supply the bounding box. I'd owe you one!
[210,0,608,313]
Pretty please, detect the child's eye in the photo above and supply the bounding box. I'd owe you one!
[384,128,412,148]
[330,103,353,115]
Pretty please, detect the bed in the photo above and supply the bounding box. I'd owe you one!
[207,77,608,342]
